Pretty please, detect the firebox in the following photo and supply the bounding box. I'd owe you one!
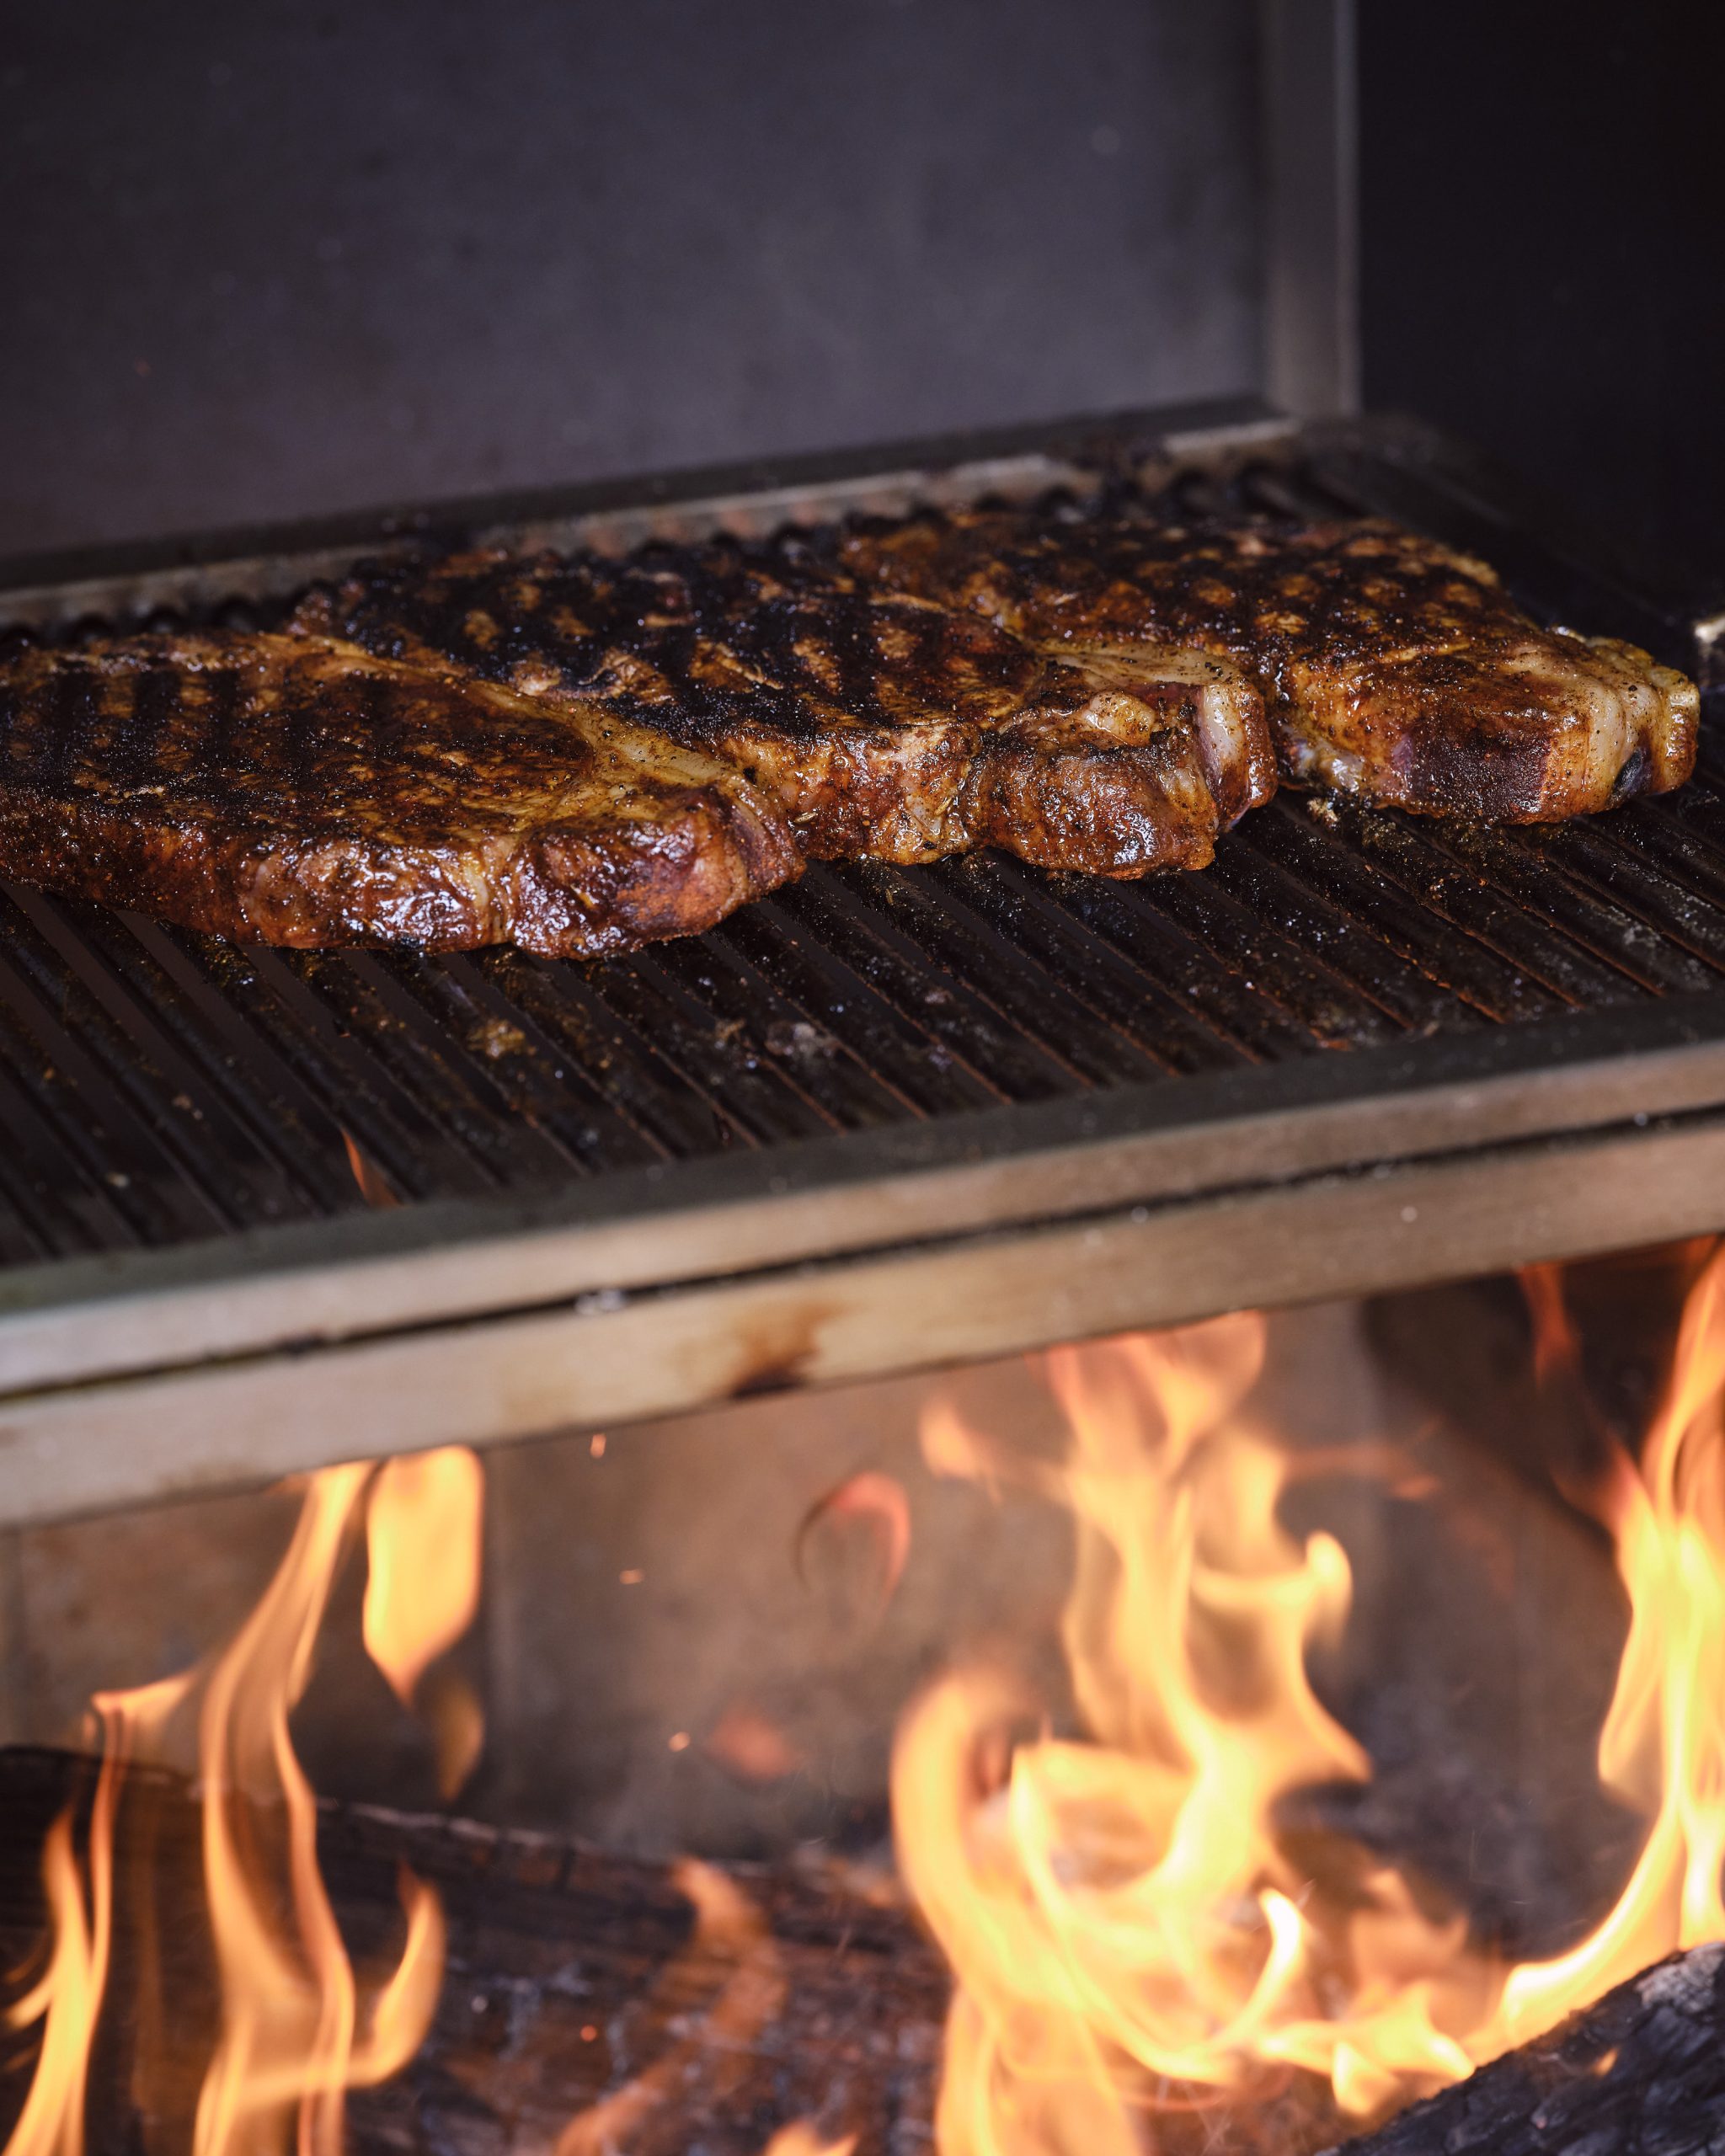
[3,3,1723,2153]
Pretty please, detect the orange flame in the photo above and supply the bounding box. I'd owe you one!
[761,2128,857,2156]
[339,1129,399,1210]
[363,1449,485,1705]
[3,1461,458,2156]
[193,1464,446,2156]
[363,1447,487,1796]
[894,1267,1725,2148]
[1492,1246,1725,2041]
[1520,1262,1580,1385]
[3,1677,189,2156]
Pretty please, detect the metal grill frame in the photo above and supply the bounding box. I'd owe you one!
[0,397,1720,1528]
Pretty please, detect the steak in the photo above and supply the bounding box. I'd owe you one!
[312,537,1276,878]
[0,631,801,955]
[842,510,1701,821]
[0,496,1696,963]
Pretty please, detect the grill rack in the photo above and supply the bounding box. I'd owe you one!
[1,400,1722,1527]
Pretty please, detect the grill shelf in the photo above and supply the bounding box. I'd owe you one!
[3,403,1722,1525]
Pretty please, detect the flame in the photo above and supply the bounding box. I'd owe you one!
[3,1677,189,2156]
[921,1397,1003,1492]
[363,1447,487,1797]
[1490,1246,1725,2041]
[3,1463,456,2156]
[761,2129,857,2156]
[339,1129,399,1209]
[17,1252,1725,2156]
[3,1813,107,2156]
[1520,1262,1579,1385]
[194,1464,446,2156]
[363,1448,485,1706]
[893,1266,1725,2148]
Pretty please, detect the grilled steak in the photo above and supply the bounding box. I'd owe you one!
[312,539,1276,877]
[843,510,1701,820]
[0,495,1693,963]
[0,631,800,955]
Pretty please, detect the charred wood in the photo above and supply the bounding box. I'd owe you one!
[6,1747,1725,2156]
[0,1746,946,2156]
[1331,1944,1725,2156]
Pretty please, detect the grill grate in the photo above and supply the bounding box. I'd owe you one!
[5,745,1725,1268]
[0,425,1720,1270]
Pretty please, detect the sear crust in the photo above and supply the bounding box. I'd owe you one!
[0,632,801,956]
[844,510,1700,821]
[2,502,1691,963]
[314,538,1276,878]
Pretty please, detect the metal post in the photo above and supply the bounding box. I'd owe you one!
[1261,0,1359,416]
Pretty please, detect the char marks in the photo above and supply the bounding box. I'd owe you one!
[321,533,1276,878]
[841,510,1699,823]
[0,493,1699,962]
[0,633,804,956]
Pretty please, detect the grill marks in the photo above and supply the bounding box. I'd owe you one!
[177,664,233,802]
[335,544,1039,736]
[322,536,1276,881]
[844,510,1701,823]
[45,666,103,798]
[343,547,1026,739]
[0,496,1701,963]
[0,635,803,958]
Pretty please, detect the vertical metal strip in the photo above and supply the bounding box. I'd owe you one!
[1261,0,1360,417]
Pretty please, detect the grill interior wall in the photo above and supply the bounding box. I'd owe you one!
[0,0,1262,559]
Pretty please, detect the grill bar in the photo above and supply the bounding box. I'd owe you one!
[0,403,1720,1525]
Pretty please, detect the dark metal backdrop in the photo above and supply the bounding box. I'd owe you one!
[0,0,1261,558]
[0,401,1720,1525]
[1360,0,1725,595]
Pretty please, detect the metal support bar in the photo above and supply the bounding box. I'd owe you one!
[1262,0,1359,416]
[2,1102,1722,1531]
[4,990,1725,1400]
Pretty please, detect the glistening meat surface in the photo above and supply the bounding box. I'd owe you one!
[314,536,1276,878]
[0,632,801,956]
[0,499,1698,962]
[842,510,1700,821]
[0,536,1275,958]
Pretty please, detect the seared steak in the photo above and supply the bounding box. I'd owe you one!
[0,632,800,955]
[313,539,1276,878]
[0,496,1695,963]
[843,510,1701,820]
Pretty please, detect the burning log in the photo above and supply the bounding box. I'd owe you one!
[0,1745,946,2156]
[9,1742,1725,2156]
[0,1738,1336,2156]
[1332,1941,1725,2156]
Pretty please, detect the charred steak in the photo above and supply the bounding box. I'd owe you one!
[0,501,1698,962]
[0,631,800,955]
[844,511,1700,821]
[312,537,1276,878]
